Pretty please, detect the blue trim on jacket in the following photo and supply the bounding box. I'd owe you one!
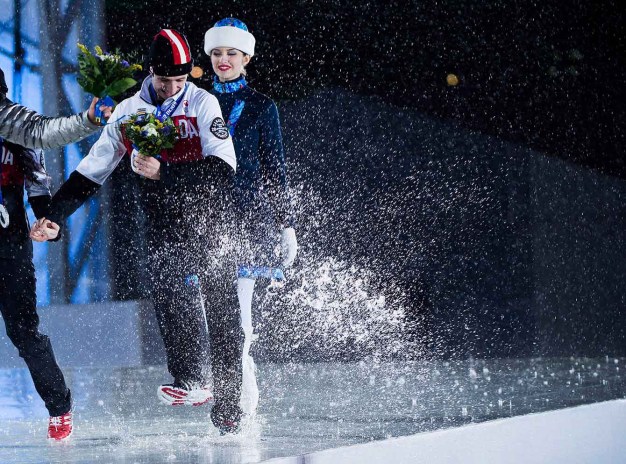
[211,76,293,228]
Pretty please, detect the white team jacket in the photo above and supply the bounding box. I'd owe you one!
[76,76,236,185]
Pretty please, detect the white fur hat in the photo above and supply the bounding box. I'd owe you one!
[204,18,256,57]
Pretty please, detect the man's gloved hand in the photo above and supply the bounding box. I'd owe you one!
[280,227,298,268]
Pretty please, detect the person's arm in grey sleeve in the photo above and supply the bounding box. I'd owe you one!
[42,100,127,226]
[0,96,101,150]
[15,145,52,199]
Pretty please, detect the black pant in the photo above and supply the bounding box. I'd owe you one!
[147,187,244,423]
[0,256,71,417]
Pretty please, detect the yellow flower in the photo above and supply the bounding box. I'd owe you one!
[77,43,90,55]
[94,45,103,56]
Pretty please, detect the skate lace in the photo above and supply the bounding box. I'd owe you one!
[179,379,200,391]
[50,413,71,427]
[50,417,62,427]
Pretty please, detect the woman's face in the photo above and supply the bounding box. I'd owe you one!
[210,48,250,82]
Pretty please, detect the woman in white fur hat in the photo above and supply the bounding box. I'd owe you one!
[204,17,298,425]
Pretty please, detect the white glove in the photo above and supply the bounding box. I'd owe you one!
[280,227,298,268]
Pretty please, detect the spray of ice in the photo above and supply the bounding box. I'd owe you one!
[254,184,421,361]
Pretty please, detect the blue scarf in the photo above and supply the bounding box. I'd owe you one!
[213,75,247,94]
[213,76,247,136]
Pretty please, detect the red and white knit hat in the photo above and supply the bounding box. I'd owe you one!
[148,29,193,76]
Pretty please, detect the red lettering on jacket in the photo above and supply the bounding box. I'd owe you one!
[0,146,23,187]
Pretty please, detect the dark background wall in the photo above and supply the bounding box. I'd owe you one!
[101,0,625,360]
[268,90,625,360]
[105,0,625,177]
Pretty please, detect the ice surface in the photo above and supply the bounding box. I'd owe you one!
[266,400,626,464]
[0,358,624,463]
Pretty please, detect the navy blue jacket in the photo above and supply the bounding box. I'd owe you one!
[209,76,292,229]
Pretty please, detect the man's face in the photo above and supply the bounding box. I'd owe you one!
[151,72,188,100]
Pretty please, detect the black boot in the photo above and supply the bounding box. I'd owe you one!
[211,401,242,435]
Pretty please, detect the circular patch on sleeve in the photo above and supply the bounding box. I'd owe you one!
[210,117,229,139]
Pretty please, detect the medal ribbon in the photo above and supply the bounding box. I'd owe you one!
[148,83,188,122]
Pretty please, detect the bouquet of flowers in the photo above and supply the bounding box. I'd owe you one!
[77,43,142,123]
[77,43,141,98]
[123,113,179,157]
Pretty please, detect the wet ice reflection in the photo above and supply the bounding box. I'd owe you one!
[0,357,624,463]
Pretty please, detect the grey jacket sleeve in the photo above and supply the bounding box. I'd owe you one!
[20,148,52,198]
[0,97,100,149]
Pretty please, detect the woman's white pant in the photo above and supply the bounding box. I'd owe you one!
[237,277,259,416]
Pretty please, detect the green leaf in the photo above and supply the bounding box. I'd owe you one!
[103,77,138,97]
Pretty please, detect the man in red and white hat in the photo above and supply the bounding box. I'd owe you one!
[31,29,244,435]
